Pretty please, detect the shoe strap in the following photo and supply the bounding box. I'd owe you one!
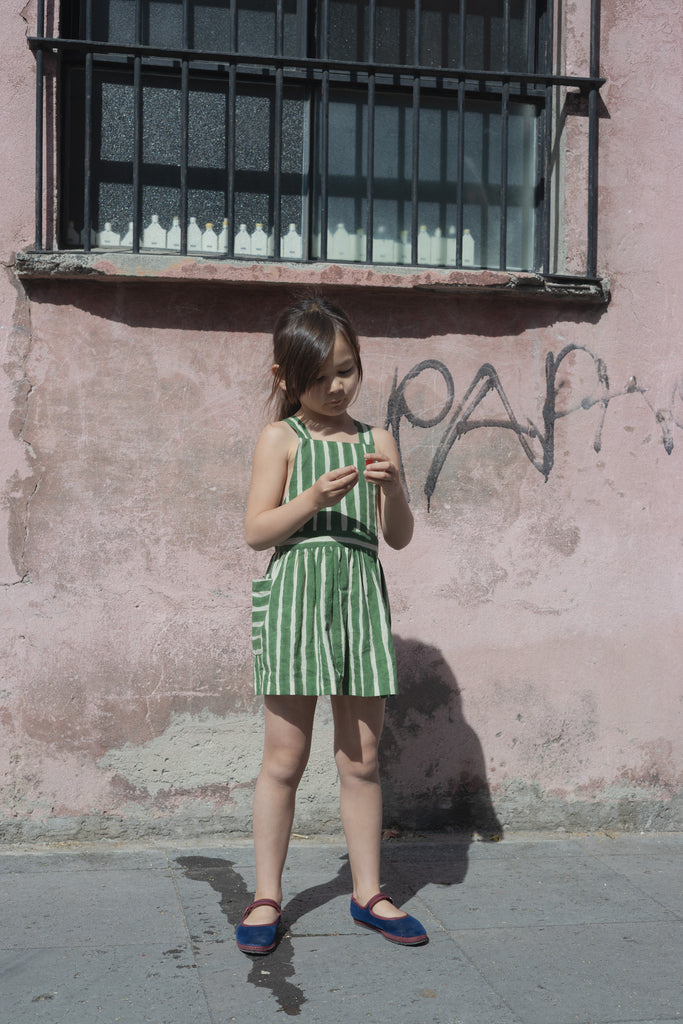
[242,898,281,918]
[365,893,394,912]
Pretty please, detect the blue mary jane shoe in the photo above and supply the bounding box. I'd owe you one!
[235,898,282,955]
[350,893,428,945]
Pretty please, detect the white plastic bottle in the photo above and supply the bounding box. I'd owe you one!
[373,225,395,263]
[354,228,367,261]
[282,223,302,259]
[251,223,268,256]
[431,227,445,265]
[417,224,431,264]
[143,214,166,249]
[120,222,134,247]
[234,223,251,255]
[217,218,229,253]
[462,228,475,266]
[96,222,120,247]
[167,216,181,250]
[202,222,219,252]
[331,222,350,260]
[187,217,202,251]
[399,229,411,264]
[446,225,457,265]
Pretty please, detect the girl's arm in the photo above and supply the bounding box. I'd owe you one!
[244,421,359,551]
[367,428,414,550]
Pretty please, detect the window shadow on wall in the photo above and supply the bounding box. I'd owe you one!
[382,635,503,842]
[22,277,608,341]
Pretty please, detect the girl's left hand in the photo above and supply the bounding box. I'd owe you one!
[363,453,402,497]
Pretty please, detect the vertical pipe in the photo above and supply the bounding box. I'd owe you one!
[366,77,375,262]
[132,0,143,254]
[319,0,330,259]
[272,0,284,257]
[226,0,237,256]
[455,1,467,265]
[183,0,192,48]
[83,0,93,251]
[132,57,142,253]
[179,0,191,254]
[230,0,238,50]
[499,87,509,270]
[527,0,537,73]
[180,59,189,254]
[365,0,376,261]
[320,69,329,259]
[410,0,422,263]
[456,80,465,267]
[539,0,555,273]
[499,0,511,269]
[34,0,45,250]
[587,0,601,278]
[227,63,236,256]
[276,0,284,54]
[273,67,283,258]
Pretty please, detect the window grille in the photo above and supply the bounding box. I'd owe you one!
[29,0,604,277]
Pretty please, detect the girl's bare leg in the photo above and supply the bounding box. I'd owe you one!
[244,695,318,925]
[331,695,406,919]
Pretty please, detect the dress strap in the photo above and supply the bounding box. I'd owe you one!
[285,416,309,439]
[354,421,374,444]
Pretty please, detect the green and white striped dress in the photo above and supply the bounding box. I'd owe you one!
[252,416,397,697]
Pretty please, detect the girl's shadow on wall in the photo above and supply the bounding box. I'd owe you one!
[382,636,503,843]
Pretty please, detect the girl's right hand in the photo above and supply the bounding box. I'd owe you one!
[311,465,359,510]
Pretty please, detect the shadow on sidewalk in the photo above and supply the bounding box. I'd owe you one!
[176,854,309,1016]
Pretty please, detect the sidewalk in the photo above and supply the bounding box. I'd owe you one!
[0,832,680,1024]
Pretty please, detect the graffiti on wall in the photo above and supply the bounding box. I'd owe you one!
[386,343,682,508]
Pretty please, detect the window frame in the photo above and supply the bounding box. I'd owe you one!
[28,0,605,279]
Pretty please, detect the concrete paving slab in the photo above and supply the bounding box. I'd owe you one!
[575,833,683,856]
[0,869,187,949]
[0,847,170,874]
[0,943,211,1024]
[585,854,683,916]
[0,833,679,1024]
[193,931,523,1024]
[397,848,679,930]
[447,919,683,1024]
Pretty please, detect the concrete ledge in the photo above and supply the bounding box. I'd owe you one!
[15,250,610,303]
[0,786,678,844]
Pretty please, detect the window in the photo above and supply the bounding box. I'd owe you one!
[30,1,604,276]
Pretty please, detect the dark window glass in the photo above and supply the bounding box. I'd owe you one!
[58,0,546,270]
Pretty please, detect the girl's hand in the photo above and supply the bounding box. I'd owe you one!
[311,465,359,510]
[367,429,414,550]
[363,453,402,497]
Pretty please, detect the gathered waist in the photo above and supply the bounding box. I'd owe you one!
[275,534,379,555]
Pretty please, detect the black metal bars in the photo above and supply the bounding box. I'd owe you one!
[587,0,601,279]
[28,1,605,280]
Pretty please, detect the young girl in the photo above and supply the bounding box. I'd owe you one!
[237,296,427,954]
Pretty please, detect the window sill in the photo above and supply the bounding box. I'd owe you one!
[15,250,610,304]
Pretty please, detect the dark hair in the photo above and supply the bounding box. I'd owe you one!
[269,296,363,420]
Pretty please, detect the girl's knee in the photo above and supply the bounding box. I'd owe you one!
[335,747,380,784]
[261,745,310,788]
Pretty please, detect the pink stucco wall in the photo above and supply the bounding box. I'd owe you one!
[1,1,681,841]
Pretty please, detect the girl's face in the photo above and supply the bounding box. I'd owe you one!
[297,331,360,420]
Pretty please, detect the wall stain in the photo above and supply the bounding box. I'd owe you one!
[386,348,681,508]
